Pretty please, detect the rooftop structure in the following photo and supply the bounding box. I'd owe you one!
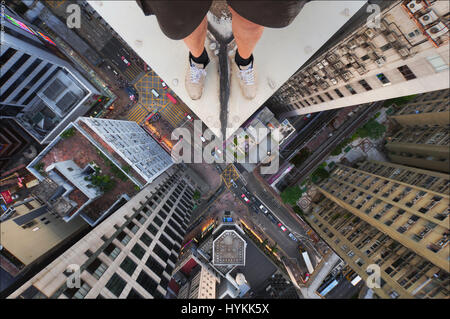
[212,229,246,267]
[87,0,366,138]
[26,117,172,226]
[0,7,103,144]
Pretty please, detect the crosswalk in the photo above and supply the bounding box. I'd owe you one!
[159,102,190,128]
[127,103,151,124]
[123,65,144,82]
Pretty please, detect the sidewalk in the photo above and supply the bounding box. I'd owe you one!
[298,252,340,298]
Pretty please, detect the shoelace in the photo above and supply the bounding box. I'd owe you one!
[239,67,255,85]
[190,64,206,84]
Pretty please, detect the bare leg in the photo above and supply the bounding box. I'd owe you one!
[183,16,208,57]
[229,6,264,59]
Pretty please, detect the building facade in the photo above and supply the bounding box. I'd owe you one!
[0,8,102,144]
[8,166,199,299]
[307,160,449,298]
[386,88,449,173]
[269,0,449,118]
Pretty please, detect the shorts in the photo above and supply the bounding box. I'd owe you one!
[136,0,311,40]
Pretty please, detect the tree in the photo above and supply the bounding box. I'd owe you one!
[60,127,76,139]
[311,166,330,182]
[193,190,201,201]
[281,186,303,205]
[355,119,386,139]
[290,148,311,167]
[292,205,304,217]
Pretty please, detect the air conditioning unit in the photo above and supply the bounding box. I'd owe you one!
[343,71,353,80]
[347,55,356,63]
[356,35,367,45]
[334,61,344,69]
[347,40,358,49]
[386,33,398,42]
[398,48,410,57]
[327,53,338,62]
[364,28,376,39]
[426,22,449,39]
[375,56,386,67]
[330,78,338,85]
[317,62,324,69]
[321,59,329,67]
[419,10,439,26]
[407,0,425,14]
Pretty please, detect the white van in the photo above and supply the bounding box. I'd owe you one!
[151,89,159,98]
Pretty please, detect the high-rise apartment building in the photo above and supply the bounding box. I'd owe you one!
[0,8,102,144]
[386,88,449,173]
[8,166,199,299]
[269,0,449,118]
[307,160,449,298]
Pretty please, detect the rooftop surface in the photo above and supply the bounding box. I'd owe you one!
[213,229,246,266]
[88,0,366,138]
[37,127,138,223]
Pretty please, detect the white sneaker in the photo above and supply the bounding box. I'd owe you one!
[236,60,257,100]
[185,60,207,100]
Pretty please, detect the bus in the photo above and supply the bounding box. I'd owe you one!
[301,251,314,274]
[316,279,339,298]
[350,275,362,286]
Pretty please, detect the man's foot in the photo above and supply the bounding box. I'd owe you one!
[185,49,209,100]
[234,50,256,100]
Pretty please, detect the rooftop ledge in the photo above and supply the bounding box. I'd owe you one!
[89,0,366,139]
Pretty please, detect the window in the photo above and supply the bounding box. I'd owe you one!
[345,84,357,95]
[380,43,392,51]
[153,216,163,227]
[86,258,108,279]
[145,256,165,277]
[325,92,334,100]
[131,243,146,260]
[105,274,127,297]
[334,88,344,98]
[120,257,138,276]
[104,243,121,260]
[360,55,370,61]
[317,95,325,102]
[117,231,131,246]
[85,250,93,258]
[147,223,159,236]
[397,65,416,81]
[126,221,139,234]
[127,289,144,299]
[73,282,91,299]
[376,73,391,86]
[140,233,152,246]
[136,271,158,294]
[153,244,169,261]
[359,79,372,91]
[426,54,448,73]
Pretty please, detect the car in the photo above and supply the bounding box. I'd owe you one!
[166,93,177,104]
[151,89,160,98]
[184,113,193,121]
[199,135,206,143]
[121,56,131,66]
[267,214,278,224]
[259,205,269,214]
[146,112,161,123]
[241,194,250,203]
[277,223,287,232]
[160,79,167,89]
[288,233,298,242]
[303,113,312,120]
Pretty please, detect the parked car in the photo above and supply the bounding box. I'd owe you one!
[267,214,278,224]
[146,112,161,123]
[121,56,131,66]
[278,223,287,232]
[166,93,177,104]
[184,113,193,121]
[259,205,269,214]
[241,194,250,203]
[288,233,298,242]
[160,79,167,89]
